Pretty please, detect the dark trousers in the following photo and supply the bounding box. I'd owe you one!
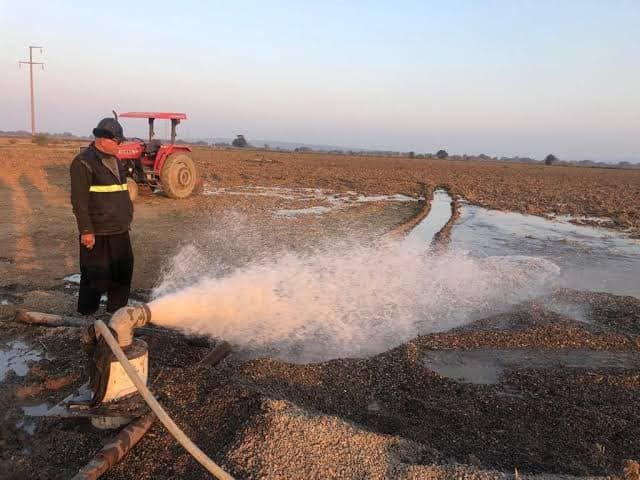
[78,232,133,315]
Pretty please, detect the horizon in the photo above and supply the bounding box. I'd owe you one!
[1,1,639,163]
[2,129,638,165]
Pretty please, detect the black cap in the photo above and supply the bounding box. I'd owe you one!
[93,117,124,141]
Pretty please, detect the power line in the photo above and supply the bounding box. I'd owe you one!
[19,46,45,136]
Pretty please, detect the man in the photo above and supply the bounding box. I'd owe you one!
[70,117,134,315]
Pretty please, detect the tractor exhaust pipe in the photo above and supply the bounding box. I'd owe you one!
[107,304,152,348]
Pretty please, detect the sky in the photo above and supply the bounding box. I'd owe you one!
[1,1,638,162]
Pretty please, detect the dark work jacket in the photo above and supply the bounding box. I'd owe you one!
[70,143,133,235]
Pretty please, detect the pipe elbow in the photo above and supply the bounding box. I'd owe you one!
[108,304,152,347]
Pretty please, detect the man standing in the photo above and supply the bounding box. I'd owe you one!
[70,117,134,315]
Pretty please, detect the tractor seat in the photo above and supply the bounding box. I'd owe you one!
[144,139,162,156]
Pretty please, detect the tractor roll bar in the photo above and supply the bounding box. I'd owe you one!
[119,112,187,145]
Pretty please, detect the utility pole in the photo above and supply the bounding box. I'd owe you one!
[19,46,45,136]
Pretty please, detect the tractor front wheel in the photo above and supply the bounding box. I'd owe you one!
[127,178,139,202]
[160,153,198,199]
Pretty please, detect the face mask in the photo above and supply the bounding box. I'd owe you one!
[95,138,120,156]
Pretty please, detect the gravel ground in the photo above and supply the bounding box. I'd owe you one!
[1,140,639,479]
[1,290,638,479]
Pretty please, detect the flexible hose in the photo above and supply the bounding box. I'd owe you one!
[94,320,234,480]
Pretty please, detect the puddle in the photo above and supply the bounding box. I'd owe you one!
[354,193,417,203]
[558,214,618,229]
[63,273,81,285]
[423,349,640,384]
[205,185,420,217]
[449,205,640,298]
[1,341,43,379]
[404,189,453,245]
[22,403,53,416]
[64,274,141,306]
[204,185,300,200]
[16,402,52,435]
[15,418,37,436]
[277,206,334,217]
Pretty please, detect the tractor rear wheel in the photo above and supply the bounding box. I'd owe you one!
[127,178,139,202]
[160,153,198,199]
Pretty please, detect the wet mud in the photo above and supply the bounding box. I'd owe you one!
[1,140,639,479]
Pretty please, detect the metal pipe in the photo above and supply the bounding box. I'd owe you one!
[93,320,234,480]
[72,342,232,479]
[14,309,185,341]
[71,413,155,480]
[170,119,177,144]
[197,341,232,367]
[107,304,152,347]
[29,47,35,135]
[16,309,90,327]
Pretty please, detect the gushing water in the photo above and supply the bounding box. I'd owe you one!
[149,239,559,362]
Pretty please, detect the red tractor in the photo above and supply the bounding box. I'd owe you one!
[116,112,199,200]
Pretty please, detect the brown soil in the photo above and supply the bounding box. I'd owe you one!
[1,139,639,289]
[0,140,419,290]
[1,139,639,479]
[1,297,639,479]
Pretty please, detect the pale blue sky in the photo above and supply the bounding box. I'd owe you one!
[1,1,638,161]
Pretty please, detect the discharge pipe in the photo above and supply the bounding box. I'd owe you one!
[107,304,152,347]
[94,313,234,480]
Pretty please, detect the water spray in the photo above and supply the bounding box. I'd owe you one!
[148,244,561,362]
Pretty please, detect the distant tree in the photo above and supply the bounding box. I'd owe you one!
[407,151,415,158]
[32,133,48,146]
[544,154,557,166]
[232,135,248,148]
[436,149,448,159]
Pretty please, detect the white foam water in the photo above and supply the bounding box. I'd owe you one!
[150,240,560,363]
[204,185,420,217]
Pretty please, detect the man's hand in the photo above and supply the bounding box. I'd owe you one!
[81,233,95,250]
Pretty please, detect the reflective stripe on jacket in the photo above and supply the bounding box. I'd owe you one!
[70,143,133,235]
[89,183,128,193]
